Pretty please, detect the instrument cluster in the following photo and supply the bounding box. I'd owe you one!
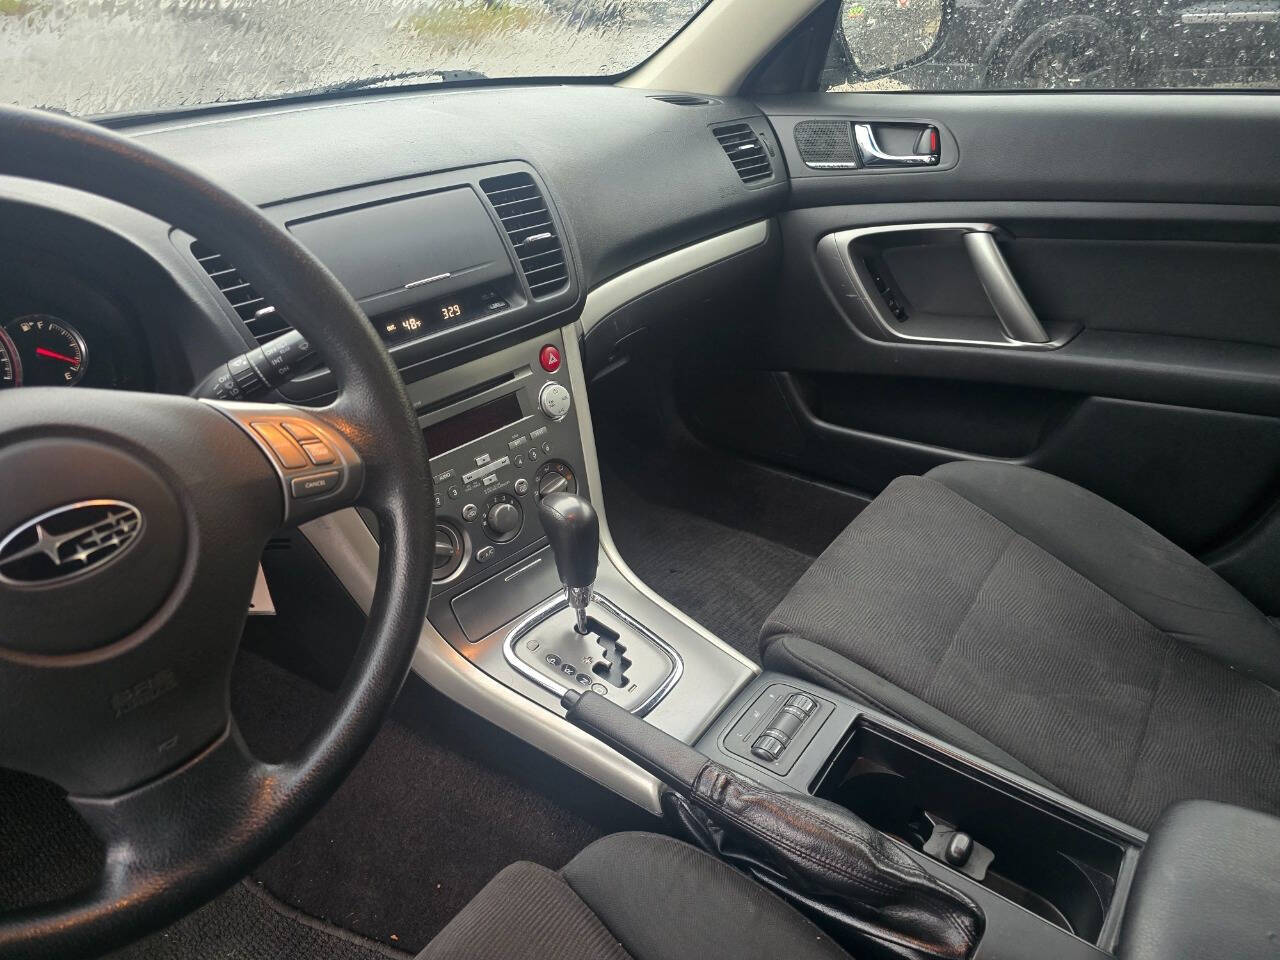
[0,258,150,392]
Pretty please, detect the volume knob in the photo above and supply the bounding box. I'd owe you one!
[538,381,572,421]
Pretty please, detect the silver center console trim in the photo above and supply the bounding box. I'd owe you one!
[302,506,664,812]
[301,225,768,815]
[503,592,685,714]
[565,322,761,677]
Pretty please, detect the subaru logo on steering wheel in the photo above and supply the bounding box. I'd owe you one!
[0,500,143,586]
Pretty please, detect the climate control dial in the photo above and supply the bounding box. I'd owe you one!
[534,460,577,499]
[481,492,523,543]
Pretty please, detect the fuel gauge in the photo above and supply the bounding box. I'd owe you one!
[5,315,87,386]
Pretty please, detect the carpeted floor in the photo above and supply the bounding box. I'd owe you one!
[602,467,817,662]
[1,650,658,958]
[234,651,657,953]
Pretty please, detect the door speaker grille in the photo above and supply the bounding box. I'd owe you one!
[794,120,858,169]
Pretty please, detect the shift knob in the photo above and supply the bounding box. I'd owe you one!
[538,492,598,590]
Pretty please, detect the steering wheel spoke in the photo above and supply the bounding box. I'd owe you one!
[206,400,368,526]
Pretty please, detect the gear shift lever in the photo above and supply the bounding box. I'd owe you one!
[538,492,598,634]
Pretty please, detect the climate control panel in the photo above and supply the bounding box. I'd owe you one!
[417,335,587,592]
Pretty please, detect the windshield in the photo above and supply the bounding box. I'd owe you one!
[1,0,707,118]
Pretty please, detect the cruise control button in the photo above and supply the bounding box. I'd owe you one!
[282,420,319,443]
[301,440,336,465]
[251,421,307,469]
[290,470,341,498]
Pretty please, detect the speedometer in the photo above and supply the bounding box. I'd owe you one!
[5,315,87,386]
[0,328,19,388]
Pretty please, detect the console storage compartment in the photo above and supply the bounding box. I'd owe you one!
[815,718,1136,947]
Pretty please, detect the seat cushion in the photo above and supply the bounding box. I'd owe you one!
[761,462,1280,830]
[418,832,852,960]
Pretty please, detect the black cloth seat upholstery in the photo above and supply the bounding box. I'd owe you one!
[762,461,1280,830]
[416,832,852,960]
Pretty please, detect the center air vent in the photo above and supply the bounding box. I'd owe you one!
[712,123,773,184]
[479,173,569,299]
[190,241,291,343]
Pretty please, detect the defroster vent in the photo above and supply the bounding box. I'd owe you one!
[712,123,773,184]
[479,173,569,299]
[190,241,291,344]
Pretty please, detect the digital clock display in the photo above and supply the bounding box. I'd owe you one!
[375,290,500,346]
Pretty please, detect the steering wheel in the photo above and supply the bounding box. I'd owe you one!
[0,105,433,957]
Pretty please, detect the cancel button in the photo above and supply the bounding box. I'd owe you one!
[290,470,341,499]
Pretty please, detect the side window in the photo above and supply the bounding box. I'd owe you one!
[822,0,1280,91]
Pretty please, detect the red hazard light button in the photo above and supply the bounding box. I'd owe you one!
[539,345,561,372]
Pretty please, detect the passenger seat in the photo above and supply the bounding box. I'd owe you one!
[761,461,1280,829]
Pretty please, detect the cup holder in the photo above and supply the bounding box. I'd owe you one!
[815,722,1129,945]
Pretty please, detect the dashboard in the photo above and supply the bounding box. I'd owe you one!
[0,85,788,399]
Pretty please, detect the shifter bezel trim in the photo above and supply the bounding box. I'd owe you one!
[503,592,684,716]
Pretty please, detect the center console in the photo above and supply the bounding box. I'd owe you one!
[693,674,1146,960]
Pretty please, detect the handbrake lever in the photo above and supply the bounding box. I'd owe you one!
[562,689,984,960]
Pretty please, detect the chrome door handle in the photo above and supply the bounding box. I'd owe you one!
[853,123,939,167]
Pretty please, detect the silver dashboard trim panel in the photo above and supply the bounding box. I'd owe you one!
[578,219,770,335]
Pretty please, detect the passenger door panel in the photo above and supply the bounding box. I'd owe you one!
[679,93,1280,610]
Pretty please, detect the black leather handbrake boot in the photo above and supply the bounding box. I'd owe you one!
[562,690,983,960]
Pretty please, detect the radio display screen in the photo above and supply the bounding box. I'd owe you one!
[423,393,522,456]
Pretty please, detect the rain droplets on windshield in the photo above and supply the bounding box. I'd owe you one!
[0,0,705,117]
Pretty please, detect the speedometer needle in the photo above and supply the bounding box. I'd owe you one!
[35,347,78,365]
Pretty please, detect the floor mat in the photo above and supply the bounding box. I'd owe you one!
[602,467,817,662]
[109,880,407,960]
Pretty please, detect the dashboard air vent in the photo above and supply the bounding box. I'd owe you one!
[190,241,291,343]
[650,94,715,106]
[712,123,773,184]
[479,173,569,299]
